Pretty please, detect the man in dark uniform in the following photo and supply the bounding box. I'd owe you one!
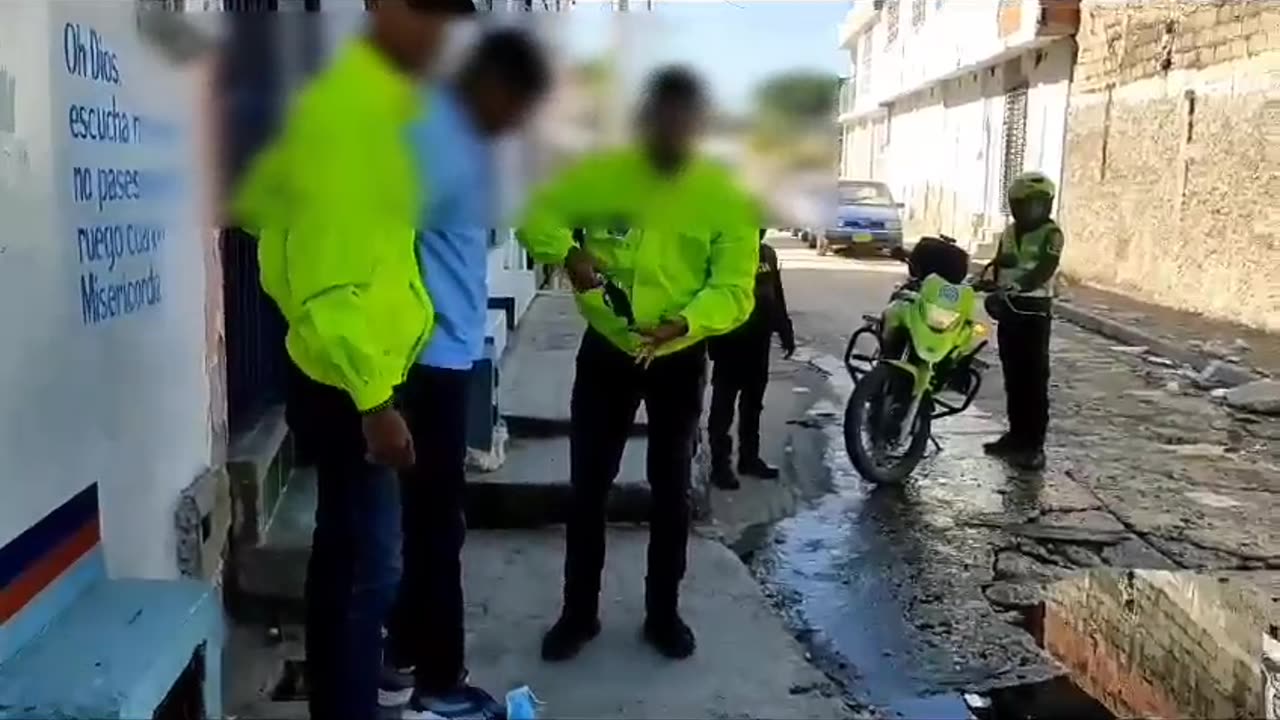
[708,229,796,490]
[983,171,1064,472]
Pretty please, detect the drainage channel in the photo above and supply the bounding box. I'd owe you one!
[750,551,1113,720]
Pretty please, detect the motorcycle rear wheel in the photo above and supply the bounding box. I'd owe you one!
[844,362,933,485]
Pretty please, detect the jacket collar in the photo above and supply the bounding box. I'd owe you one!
[341,38,420,123]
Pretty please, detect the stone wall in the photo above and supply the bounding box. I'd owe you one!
[1060,0,1280,331]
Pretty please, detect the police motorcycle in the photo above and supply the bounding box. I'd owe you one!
[841,235,1001,485]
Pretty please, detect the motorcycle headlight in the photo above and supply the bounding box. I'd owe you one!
[924,303,961,331]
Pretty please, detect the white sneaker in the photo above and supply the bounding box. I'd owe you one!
[401,686,503,720]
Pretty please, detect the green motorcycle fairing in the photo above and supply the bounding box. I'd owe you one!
[881,274,982,396]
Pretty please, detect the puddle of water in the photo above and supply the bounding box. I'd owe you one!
[756,350,1115,720]
[753,418,998,718]
[978,676,1113,720]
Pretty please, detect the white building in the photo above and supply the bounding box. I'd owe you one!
[836,0,1079,257]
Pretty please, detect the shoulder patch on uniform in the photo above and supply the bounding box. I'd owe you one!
[1048,229,1065,254]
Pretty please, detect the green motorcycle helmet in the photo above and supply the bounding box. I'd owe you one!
[1007,171,1056,201]
[1007,171,1055,230]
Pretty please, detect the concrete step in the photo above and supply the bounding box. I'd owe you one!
[499,291,650,435]
[235,434,712,606]
[467,436,653,528]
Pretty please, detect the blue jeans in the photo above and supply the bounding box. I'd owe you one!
[287,364,402,720]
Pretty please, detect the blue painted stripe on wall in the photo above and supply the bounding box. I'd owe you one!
[0,547,106,665]
[0,485,99,588]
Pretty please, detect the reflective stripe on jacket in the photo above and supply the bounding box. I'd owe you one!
[233,39,434,411]
[996,220,1064,299]
[517,148,759,357]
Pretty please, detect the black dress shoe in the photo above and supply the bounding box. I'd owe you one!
[540,614,601,662]
[642,615,696,659]
[737,457,780,480]
[982,433,1019,457]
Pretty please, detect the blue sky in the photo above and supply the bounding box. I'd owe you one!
[563,1,850,113]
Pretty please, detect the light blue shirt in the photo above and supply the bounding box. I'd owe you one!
[412,87,496,370]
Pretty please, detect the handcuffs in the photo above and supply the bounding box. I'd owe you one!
[575,227,665,366]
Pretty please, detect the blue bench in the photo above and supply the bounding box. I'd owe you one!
[0,579,222,719]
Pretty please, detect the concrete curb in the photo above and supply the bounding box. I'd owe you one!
[1053,301,1207,369]
[503,413,648,438]
[1053,300,1264,385]
[471,427,713,527]
[465,480,654,528]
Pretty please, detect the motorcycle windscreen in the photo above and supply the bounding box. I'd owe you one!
[908,275,977,364]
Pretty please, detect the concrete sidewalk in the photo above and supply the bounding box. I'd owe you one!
[228,528,851,719]
[1056,280,1279,380]
[227,291,845,718]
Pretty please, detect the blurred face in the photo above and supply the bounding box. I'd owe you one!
[641,98,704,168]
[370,0,451,77]
[471,74,541,137]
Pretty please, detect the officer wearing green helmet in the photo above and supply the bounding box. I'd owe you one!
[983,170,1064,471]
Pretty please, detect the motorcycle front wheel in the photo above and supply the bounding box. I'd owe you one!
[843,362,933,485]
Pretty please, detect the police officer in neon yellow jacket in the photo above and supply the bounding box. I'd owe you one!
[230,3,474,718]
[984,171,1065,472]
[517,66,758,663]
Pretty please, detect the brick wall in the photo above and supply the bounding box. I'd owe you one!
[1044,571,1271,718]
[1059,0,1280,331]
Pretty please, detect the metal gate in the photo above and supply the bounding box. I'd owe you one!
[219,0,326,435]
[1000,84,1028,215]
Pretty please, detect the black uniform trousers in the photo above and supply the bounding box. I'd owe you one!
[386,364,470,694]
[996,305,1052,451]
[564,329,706,622]
[707,327,771,467]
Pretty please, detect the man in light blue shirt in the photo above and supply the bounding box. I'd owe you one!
[381,28,550,719]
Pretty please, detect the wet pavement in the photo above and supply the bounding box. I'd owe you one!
[739,237,1280,718]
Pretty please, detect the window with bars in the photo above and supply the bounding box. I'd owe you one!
[1000,85,1028,215]
[911,0,926,27]
[885,0,899,43]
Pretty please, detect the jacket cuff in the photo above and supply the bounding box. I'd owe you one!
[679,311,703,340]
[352,384,394,414]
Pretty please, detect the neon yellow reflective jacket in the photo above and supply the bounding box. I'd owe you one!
[517,148,758,357]
[233,39,434,411]
[996,220,1064,298]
